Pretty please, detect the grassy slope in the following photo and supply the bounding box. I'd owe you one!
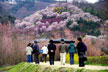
[6,62,39,72]
[0,62,107,72]
[0,65,13,72]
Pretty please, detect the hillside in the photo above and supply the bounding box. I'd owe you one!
[1,0,108,19]
[73,0,108,20]
[94,0,108,20]
[0,3,16,24]
[15,3,101,37]
[0,1,55,19]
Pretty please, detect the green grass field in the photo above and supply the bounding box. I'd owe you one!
[0,62,108,72]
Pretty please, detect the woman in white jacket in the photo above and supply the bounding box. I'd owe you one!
[41,45,48,63]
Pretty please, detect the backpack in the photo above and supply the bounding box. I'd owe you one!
[33,44,39,53]
[71,44,77,53]
[82,43,87,52]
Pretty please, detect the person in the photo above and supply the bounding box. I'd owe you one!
[41,45,48,63]
[58,39,67,65]
[48,40,56,65]
[33,41,40,64]
[67,42,76,65]
[30,42,34,62]
[25,43,33,63]
[76,37,87,67]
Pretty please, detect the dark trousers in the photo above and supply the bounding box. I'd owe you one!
[79,58,85,67]
[42,54,47,62]
[31,54,33,62]
[27,55,32,63]
[49,54,55,65]
[34,53,39,64]
[78,51,85,67]
[69,52,74,64]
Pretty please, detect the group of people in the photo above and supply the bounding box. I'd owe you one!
[25,37,87,67]
[26,41,40,64]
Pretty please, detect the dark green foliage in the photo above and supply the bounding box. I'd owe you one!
[67,18,101,36]
[0,6,8,16]
[8,15,16,24]
[0,6,16,24]
[98,70,108,72]
[66,20,73,28]
[83,7,108,20]
[100,10,108,21]
[83,7,101,18]
[0,15,16,24]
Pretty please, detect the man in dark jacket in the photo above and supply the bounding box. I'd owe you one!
[30,42,34,62]
[33,41,40,64]
[48,40,56,65]
[76,37,87,67]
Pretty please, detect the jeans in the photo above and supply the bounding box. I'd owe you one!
[49,54,55,65]
[27,55,32,63]
[42,54,47,62]
[60,52,66,65]
[69,52,74,64]
[34,53,39,64]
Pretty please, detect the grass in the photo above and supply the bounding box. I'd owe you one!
[0,65,13,72]
[0,55,108,72]
[0,62,107,72]
[85,61,108,66]
[6,62,39,72]
[66,53,108,66]
[85,55,108,66]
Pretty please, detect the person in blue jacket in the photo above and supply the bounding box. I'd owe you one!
[67,42,76,65]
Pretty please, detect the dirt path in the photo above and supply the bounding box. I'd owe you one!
[32,61,108,70]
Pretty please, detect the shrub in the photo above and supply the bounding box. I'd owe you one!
[66,53,108,66]
[54,7,64,14]
[66,53,79,64]
[83,7,101,18]
[66,20,73,28]
[85,55,108,66]
[69,18,101,36]
[54,7,70,14]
